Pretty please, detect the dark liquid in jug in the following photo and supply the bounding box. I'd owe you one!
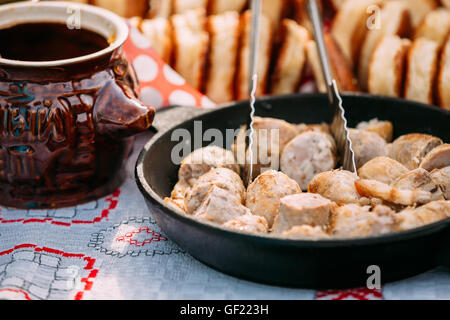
[0,22,109,61]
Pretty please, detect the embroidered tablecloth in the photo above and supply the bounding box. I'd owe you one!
[1,132,450,300]
[1,21,449,301]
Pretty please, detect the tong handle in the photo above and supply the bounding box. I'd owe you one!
[306,0,336,105]
[248,0,262,97]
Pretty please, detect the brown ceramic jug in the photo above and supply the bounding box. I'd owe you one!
[0,2,155,209]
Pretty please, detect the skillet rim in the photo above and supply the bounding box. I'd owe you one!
[135,93,450,248]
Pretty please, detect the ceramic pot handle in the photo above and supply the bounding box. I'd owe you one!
[93,79,155,139]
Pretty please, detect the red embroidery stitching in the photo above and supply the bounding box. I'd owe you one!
[0,244,99,300]
[115,227,168,247]
[316,287,383,300]
[0,189,120,226]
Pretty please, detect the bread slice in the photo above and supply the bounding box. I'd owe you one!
[368,35,411,98]
[208,0,248,14]
[437,35,450,110]
[148,0,173,18]
[414,8,450,47]
[205,11,240,103]
[329,0,347,11]
[271,19,309,95]
[306,40,327,93]
[395,0,438,28]
[331,0,383,68]
[128,16,142,29]
[91,0,149,17]
[140,17,173,63]
[292,0,323,33]
[236,10,273,100]
[171,9,209,90]
[358,1,411,90]
[404,37,440,104]
[262,0,288,33]
[306,34,359,93]
[173,0,208,14]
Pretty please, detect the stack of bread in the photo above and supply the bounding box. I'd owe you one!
[68,0,450,110]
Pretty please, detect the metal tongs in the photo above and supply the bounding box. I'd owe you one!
[245,0,262,185]
[306,0,356,173]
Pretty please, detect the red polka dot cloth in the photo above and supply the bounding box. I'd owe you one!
[123,25,216,110]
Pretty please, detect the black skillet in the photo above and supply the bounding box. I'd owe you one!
[135,93,450,289]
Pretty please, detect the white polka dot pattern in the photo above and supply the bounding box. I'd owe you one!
[133,55,158,82]
[140,86,163,108]
[169,90,196,106]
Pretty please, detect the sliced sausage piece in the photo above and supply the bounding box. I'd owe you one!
[281,131,337,190]
[308,170,360,204]
[355,179,433,206]
[194,186,250,224]
[349,129,387,169]
[358,157,409,185]
[420,144,450,171]
[431,166,450,200]
[164,197,186,213]
[245,170,301,227]
[395,200,450,231]
[244,117,299,180]
[272,193,334,234]
[356,119,394,143]
[391,168,444,201]
[166,180,191,212]
[388,133,443,170]
[185,168,245,215]
[296,122,331,135]
[171,180,190,200]
[179,146,240,187]
[281,225,330,240]
[223,214,269,234]
[253,117,299,152]
[329,204,396,238]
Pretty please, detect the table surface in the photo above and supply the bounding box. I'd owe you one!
[1,131,449,300]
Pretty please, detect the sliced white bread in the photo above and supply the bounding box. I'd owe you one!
[171,9,209,90]
[236,10,273,100]
[91,0,149,17]
[331,0,383,68]
[271,19,309,95]
[358,1,411,90]
[404,37,440,104]
[368,35,411,97]
[140,17,173,63]
[208,0,248,14]
[173,0,208,14]
[437,35,450,110]
[414,8,450,47]
[205,11,240,103]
